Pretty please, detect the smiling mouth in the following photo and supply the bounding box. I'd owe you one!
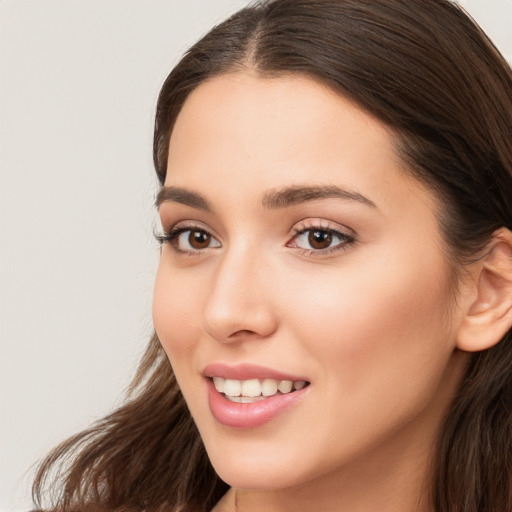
[211,377,310,403]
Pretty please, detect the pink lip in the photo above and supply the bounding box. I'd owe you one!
[203,363,310,429]
[206,380,309,428]
[202,362,308,382]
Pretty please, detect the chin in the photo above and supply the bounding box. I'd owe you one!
[202,436,321,491]
[212,459,304,491]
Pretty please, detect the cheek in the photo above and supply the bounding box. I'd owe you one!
[274,253,457,466]
[153,262,205,358]
[284,250,454,393]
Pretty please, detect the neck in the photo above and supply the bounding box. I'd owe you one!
[233,435,433,512]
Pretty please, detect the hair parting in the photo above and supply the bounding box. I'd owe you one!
[33,1,512,511]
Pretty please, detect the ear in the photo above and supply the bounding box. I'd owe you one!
[456,228,512,352]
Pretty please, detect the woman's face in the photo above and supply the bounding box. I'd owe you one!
[153,73,467,492]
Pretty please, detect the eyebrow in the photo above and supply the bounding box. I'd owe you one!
[155,184,377,211]
[262,185,377,209]
[156,186,212,211]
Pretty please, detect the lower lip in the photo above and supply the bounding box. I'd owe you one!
[206,379,309,428]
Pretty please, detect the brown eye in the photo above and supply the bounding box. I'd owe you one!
[170,228,221,252]
[308,230,332,250]
[189,230,211,249]
[288,225,354,254]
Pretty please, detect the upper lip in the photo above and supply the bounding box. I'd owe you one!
[202,363,309,382]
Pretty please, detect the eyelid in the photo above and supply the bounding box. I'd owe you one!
[155,220,221,253]
[155,217,355,257]
[288,218,355,238]
[287,218,356,255]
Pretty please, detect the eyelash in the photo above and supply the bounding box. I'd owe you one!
[287,221,355,256]
[155,221,356,257]
[155,223,217,256]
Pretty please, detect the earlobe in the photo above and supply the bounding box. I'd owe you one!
[456,228,512,352]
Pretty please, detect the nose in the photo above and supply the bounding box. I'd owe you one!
[203,246,279,343]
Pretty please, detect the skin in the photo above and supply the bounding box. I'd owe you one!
[153,72,470,512]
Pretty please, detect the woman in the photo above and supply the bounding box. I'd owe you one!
[33,1,512,511]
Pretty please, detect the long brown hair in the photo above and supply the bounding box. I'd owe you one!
[33,1,512,511]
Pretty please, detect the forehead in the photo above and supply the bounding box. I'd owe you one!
[168,72,392,161]
[165,72,436,220]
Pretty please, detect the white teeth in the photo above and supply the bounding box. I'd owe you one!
[211,377,308,399]
[262,379,278,397]
[226,395,266,403]
[223,379,241,397]
[294,380,306,390]
[213,376,224,393]
[278,380,293,393]
[241,379,261,397]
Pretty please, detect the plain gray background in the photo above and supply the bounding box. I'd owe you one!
[1,1,511,511]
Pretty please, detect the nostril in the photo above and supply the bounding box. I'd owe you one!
[229,329,258,338]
